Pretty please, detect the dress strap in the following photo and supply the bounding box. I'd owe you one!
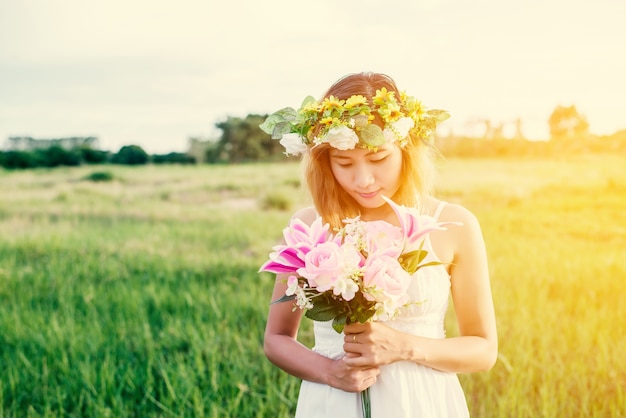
[432,201,447,220]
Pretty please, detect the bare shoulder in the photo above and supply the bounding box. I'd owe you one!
[290,205,318,225]
[437,202,487,264]
[438,202,481,228]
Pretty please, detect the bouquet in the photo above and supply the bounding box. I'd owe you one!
[260,196,458,418]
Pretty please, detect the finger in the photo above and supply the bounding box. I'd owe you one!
[344,323,367,333]
[343,353,373,368]
[344,333,359,344]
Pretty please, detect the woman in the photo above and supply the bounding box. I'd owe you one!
[262,72,497,417]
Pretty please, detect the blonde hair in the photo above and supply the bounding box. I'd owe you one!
[303,72,437,230]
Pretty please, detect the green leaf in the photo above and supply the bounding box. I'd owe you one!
[359,124,385,147]
[426,109,450,123]
[305,296,340,322]
[413,260,444,271]
[271,121,293,139]
[300,96,317,109]
[274,107,298,121]
[259,114,280,135]
[399,249,428,274]
[332,313,347,333]
[260,107,299,136]
[270,294,296,305]
[354,308,376,324]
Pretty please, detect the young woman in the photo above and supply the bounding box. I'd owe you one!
[262,72,497,417]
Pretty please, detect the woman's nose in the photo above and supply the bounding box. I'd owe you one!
[354,166,374,188]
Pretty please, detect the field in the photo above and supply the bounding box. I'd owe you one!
[0,155,625,417]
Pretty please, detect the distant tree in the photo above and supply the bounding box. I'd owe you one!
[78,147,110,164]
[35,145,81,167]
[213,114,284,163]
[152,152,195,164]
[111,145,149,165]
[0,150,42,169]
[548,105,590,140]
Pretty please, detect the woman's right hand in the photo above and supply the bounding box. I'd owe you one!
[325,354,380,393]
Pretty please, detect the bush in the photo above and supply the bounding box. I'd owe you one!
[260,191,292,211]
[83,171,114,182]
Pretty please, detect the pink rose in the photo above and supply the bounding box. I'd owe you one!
[362,255,411,305]
[297,241,361,292]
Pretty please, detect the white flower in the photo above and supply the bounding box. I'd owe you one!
[383,117,415,143]
[285,275,299,296]
[332,276,359,301]
[280,133,308,156]
[323,125,359,150]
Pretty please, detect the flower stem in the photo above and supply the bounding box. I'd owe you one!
[360,387,371,418]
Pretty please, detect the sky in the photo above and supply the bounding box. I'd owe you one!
[1,0,625,154]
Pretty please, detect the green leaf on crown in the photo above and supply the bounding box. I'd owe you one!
[300,95,317,109]
[359,124,385,147]
[271,122,293,139]
[260,107,300,139]
[427,109,451,122]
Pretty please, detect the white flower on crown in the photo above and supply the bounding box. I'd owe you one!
[323,125,360,150]
[383,117,415,143]
[280,133,309,156]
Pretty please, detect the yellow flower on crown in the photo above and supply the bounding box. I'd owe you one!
[321,96,345,113]
[402,93,425,121]
[377,100,402,123]
[319,116,336,126]
[345,95,368,109]
[373,87,395,106]
[302,100,321,113]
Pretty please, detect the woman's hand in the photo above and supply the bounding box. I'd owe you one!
[326,355,380,392]
[342,322,410,368]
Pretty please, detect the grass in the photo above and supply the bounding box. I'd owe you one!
[0,155,624,417]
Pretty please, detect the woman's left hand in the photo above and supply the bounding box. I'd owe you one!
[342,322,410,367]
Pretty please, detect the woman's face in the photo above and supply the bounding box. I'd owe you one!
[328,144,403,216]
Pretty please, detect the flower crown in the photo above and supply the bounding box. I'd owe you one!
[260,87,450,156]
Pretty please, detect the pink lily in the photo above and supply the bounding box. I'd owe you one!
[259,217,333,274]
[382,196,460,252]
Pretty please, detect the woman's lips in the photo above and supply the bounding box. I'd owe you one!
[358,190,379,199]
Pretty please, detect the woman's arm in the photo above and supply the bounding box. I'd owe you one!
[342,204,498,373]
[264,275,381,392]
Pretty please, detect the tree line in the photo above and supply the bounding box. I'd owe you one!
[1,105,624,170]
[0,144,194,170]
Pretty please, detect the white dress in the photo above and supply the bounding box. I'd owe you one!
[294,202,470,418]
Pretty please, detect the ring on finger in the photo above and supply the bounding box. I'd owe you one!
[352,334,357,343]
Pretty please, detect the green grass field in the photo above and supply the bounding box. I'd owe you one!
[1,155,624,417]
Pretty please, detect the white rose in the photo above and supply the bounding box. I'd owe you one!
[323,125,359,150]
[279,133,308,156]
[383,117,415,142]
